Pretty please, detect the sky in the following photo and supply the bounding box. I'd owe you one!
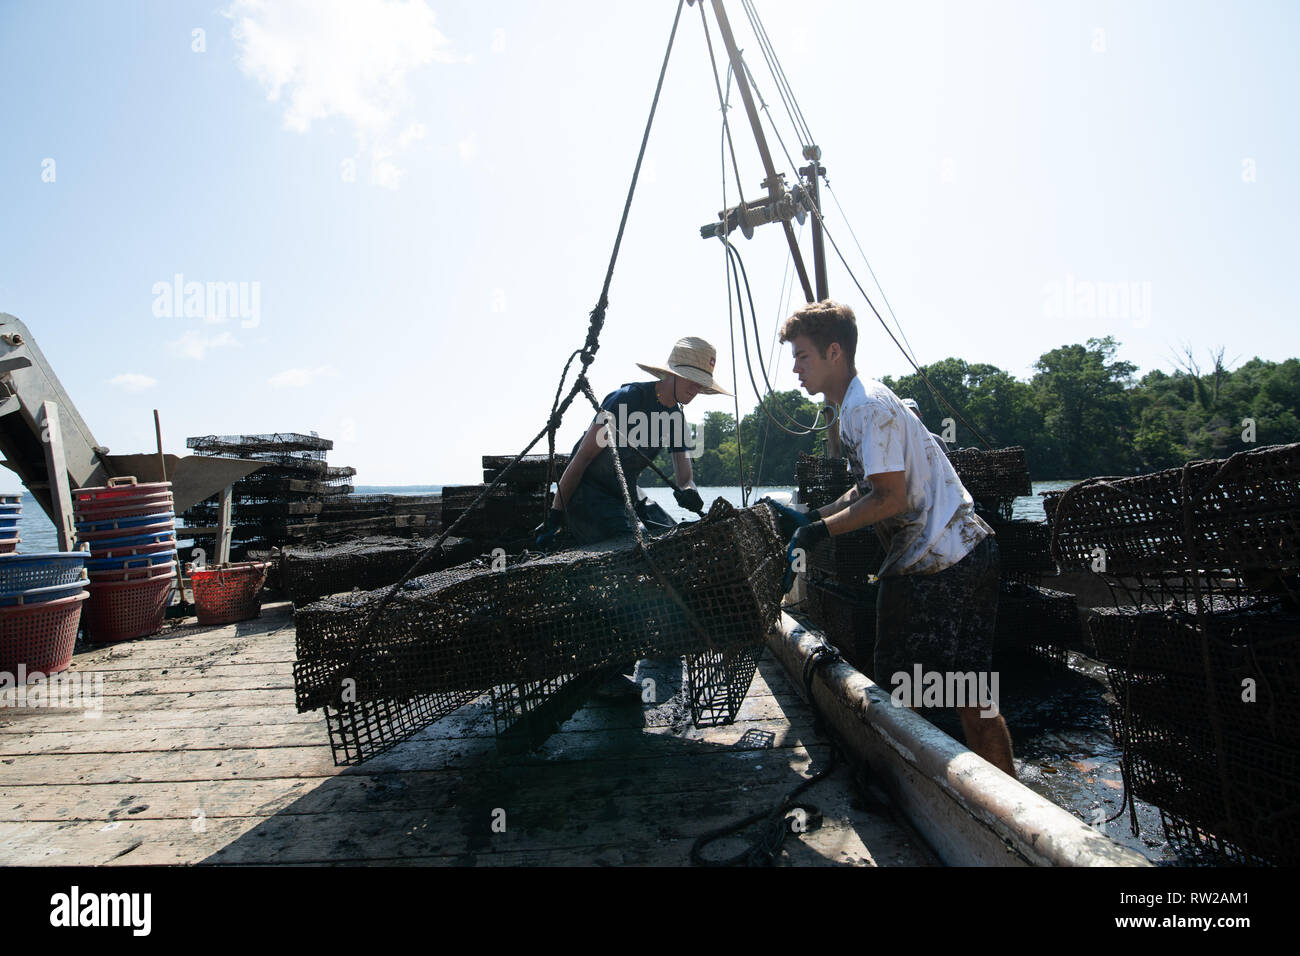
[1,0,1296,489]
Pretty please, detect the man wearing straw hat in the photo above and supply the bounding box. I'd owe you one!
[539,336,731,548]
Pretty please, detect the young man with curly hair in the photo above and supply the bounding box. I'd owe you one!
[772,300,1015,776]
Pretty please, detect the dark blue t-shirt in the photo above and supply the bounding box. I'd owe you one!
[570,381,689,499]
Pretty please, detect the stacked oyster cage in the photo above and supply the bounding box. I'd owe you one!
[182,434,443,565]
[293,499,784,764]
[439,454,570,542]
[183,433,334,558]
[277,452,563,608]
[1050,442,1300,865]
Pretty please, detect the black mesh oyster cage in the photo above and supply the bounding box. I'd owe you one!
[293,499,786,763]
[1049,443,1300,579]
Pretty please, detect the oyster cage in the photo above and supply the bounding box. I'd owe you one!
[1050,442,1300,578]
[293,499,785,763]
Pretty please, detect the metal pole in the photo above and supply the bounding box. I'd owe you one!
[710,0,814,303]
[802,154,829,300]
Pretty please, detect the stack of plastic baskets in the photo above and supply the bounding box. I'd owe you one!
[0,553,89,675]
[0,494,21,554]
[73,478,176,644]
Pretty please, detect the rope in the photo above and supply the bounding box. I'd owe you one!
[330,0,688,700]
[690,640,845,866]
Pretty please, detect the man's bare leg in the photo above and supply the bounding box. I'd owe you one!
[957,706,1016,778]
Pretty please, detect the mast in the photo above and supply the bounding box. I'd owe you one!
[704,0,841,456]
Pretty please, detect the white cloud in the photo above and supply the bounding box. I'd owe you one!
[169,330,238,360]
[108,373,158,393]
[269,365,335,388]
[226,0,463,188]
[457,132,477,164]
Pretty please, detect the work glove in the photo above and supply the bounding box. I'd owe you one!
[673,487,705,514]
[534,508,566,548]
[781,519,829,593]
[763,497,813,541]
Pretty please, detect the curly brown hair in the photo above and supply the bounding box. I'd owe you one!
[779,300,858,373]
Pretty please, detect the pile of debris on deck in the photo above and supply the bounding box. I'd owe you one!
[1050,442,1300,866]
[793,445,1077,679]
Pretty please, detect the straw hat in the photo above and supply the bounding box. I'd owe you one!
[637,336,731,396]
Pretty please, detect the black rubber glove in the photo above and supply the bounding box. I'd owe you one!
[674,487,705,513]
[534,508,566,548]
[782,519,829,592]
[763,497,813,540]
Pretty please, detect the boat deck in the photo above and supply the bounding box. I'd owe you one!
[0,602,937,866]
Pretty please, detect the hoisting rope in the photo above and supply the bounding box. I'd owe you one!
[691,640,847,866]
[332,0,690,694]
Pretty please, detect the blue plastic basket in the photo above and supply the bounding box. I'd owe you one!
[85,549,178,572]
[0,579,89,607]
[75,511,175,533]
[85,530,177,552]
[0,517,19,529]
[0,553,89,591]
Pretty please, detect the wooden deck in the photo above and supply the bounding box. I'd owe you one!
[0,602,937,866]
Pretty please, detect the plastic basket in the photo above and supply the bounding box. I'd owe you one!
[0,591,89,674]
[85,550,177,573]
[83,530,177,552]
[82,539,177,561]
[76,512,175,535]
[89,561,177,584]
[0,553,88,592]
[0,580,88,607]
[83,575,173,643]
[73,493,175,520]
[72,477,172,505]
[0,538,21,555]
[190,561,270,626]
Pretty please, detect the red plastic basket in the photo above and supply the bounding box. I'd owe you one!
[190,562,270,626]
[73,494,175,520]
[0,591,89,674]
[0,538,19,555]
[84,574,173,644]
[72,477,172,505]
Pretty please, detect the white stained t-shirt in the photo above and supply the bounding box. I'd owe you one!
[838,377,992,576]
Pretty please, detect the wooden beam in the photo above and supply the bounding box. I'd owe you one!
[39,401,76,551]
[216,485,234,565]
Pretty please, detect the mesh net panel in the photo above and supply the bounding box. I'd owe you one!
[293,499,785,761]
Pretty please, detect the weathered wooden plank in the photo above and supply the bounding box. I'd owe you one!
[0,717,811,787]
[0,771,914,867]
[0,691,809,755]
[0,745,831,822]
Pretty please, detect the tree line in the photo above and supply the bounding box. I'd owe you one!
[640,337,1300,485]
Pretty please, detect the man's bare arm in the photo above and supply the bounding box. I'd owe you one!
[822,471,907,535]
[671,451,695,490]
[813,483,860,519]
[553,418,607,510]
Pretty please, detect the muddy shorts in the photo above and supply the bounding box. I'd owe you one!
[873,535,1000,688]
